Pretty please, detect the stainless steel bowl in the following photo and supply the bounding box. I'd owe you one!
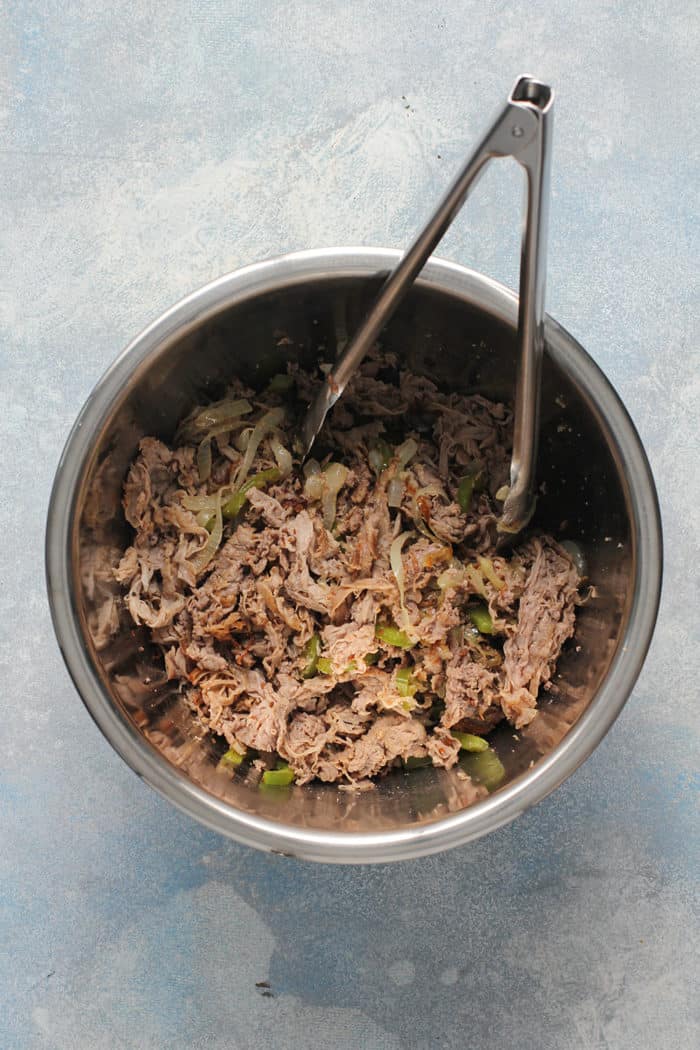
[46,248,662,863]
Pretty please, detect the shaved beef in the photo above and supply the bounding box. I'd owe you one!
[320,623,377,671]
[246,487,288,527]
[444,652,501,727]
[117,356,582,787]
[343,715,428,779]
[283,512,330,614]
[501,537,580,728]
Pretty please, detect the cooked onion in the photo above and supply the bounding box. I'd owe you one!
[465,562,489,598]
[233,407,285,489]
[477,555,506,591]
[437,559,465,591]
[182,489,233,513]
[390,531,413,632]
[303,458,321,478]
[304,474,325,501]
[387,477,404,508]
[395,438,418,471]
[196,438,212,482]
[304,462,349,528]
[193,398,252,430]
[321,462,349,529]
[268,432,293,479]
[190,489,223,574]
[177,398,252,443]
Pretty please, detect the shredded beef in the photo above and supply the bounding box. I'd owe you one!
[116,356,582,786]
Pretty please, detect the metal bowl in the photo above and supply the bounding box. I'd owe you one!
[46,248,662,863]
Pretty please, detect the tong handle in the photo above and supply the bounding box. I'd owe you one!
[500,76,553,533]
[301,76,553,535]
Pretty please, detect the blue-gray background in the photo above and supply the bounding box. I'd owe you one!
[1,3,698,1047]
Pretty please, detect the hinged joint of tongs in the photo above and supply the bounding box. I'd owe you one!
[300,75,554,537]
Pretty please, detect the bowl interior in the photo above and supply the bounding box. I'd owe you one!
[68,270,635,841]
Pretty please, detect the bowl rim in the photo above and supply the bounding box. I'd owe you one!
[45,247,663,863]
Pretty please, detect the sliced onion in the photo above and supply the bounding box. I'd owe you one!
[233,407,285,489]
[390,530,413,631]
[193,398,252,430]
[235,427,253,452]
[175,398,252,444]
[465,563,489,598]
[395,438,418,471]
[477,555,506,591]
[182,484,235,515]
[437,559,465,591]
[196,438,212,482]
[321,462,349,529]
[368,448,385,475]
[304,474,324,501]
[387,477,404,509]
[198,419,248,441]
[183,491,224,512]
[303,458,321,478]
[268,432,293,479]
[195,509,213,528]
[303,461,349,527]
[190,489,223,575]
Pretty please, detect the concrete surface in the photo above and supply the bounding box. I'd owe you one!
[1,2,698,1047]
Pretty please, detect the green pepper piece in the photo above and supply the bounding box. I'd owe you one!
[222,467,282,519]
[301,634,321,679]
[375,624,415,649]
[395,667,418,697]
[364,651,380,665]
[219,747,245,769]
[460,748,505,791]
[457,474,476,513]
[261,764,295,786]
[316,656,333,675]
[468,603,494,635]
[451,731,489,753]
[344,660,357,674]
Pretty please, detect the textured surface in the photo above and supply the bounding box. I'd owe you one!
[1,3,699,1047]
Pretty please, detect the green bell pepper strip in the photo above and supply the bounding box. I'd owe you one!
[219,748,245,768]
[261,764,295,787]
[451,731,489,752]
[460,748,506,791]
[468,603,494,635]
[375,624,415,649]
[301,634,321,679]
[395,667,418,697]
[457,474,475,513]
[222,467,281,519]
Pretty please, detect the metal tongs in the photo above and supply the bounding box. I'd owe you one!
[300,75,553,537]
